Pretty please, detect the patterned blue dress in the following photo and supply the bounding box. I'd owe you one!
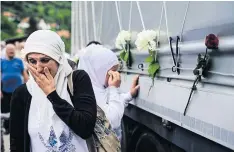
[38,126,76,152]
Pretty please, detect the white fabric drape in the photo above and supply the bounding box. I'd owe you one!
[78,44,126,129]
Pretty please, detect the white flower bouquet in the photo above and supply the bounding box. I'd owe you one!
[115,30,133,68]
[115,30,131,50]
[135,30,157,51]
[135,30,160,78]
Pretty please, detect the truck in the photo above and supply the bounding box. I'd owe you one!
[71,1,234,152]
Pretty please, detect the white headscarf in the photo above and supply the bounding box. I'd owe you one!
[24,30,87,151]
[78,44,119,112]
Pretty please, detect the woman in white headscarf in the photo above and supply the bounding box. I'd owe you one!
[78,44,139,138]
[10,30,97,152]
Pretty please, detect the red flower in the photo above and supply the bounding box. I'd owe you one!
[205,34,219,49]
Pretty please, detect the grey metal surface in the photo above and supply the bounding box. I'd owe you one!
[71,1,234,150]
[124,105,233,152]
[117,19,234,151]
[72,1,234,52]
[118,40,234,149]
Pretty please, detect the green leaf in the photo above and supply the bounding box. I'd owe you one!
[120,51,126,61]
[145,56,154,63]
[124,51,129,62]
[148,63,160,77]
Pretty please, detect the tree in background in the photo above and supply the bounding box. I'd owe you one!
[1,1,71,53]
[1,15,17,40]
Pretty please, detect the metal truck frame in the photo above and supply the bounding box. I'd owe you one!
[71,2,234,152]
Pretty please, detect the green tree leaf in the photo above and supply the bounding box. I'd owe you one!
[61,37,71,53]
[1,1,71,52]
[1,16,17,40]
[145,55,154,63]
[148,63,160,77]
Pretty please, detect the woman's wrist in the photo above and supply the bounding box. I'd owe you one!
[126,92,133,101]
[47,90,59,104]
[45,88,56,96]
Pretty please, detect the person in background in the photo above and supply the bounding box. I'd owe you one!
[1,41,6,151]
[15,41,26,59]
[86,41,102,47]
[1,44,28,135]
[72,41,102,67]
[1,89,5,152]
[1,41,6,59]
[1,41,5,49]
[78,44,140,140]
[10,30,97,152]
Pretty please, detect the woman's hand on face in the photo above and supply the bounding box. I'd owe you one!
[130,75,140,97]
[28,64,56,96]
[108,71,121,88]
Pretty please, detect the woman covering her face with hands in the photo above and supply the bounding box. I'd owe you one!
[10,30,97,152]
[78,44,140,140]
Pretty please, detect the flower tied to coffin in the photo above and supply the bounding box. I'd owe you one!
[135,30,160,78]
[205,34,219,49]
[115,30,133,67]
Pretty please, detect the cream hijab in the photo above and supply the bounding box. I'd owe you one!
[78,44,119,113]
[24,30,87,150]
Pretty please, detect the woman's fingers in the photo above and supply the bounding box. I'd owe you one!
[27,64,39,77]
[28,69,37,80]
[44,67,53,81]
[108,70,114,76]
[107,71,113,81]
[135,85,140,90]
[107,71,122,87]
[113,72,117,80]
[113,71,120,81]
[39,73,47,81]
[28,66,49,86]
[117,72,121,81]
[132,75,139,87]
[29,69,41,84]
